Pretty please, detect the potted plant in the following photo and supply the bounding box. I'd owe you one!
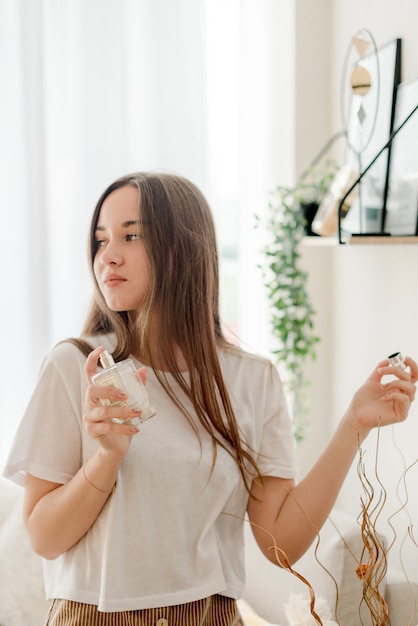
[257,159,338,441]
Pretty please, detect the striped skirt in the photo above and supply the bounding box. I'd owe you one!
[45,595,244,626]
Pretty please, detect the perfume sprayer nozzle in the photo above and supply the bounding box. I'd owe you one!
[99,350,116,369]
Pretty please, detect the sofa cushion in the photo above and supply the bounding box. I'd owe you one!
[0,479,49,626]
[385,568,418,625]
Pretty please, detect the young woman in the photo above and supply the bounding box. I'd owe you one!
[3,172,417,626]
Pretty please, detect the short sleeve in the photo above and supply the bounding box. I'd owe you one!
[255,361,297,479]
[219,349,298,481]
[2,342,88,486]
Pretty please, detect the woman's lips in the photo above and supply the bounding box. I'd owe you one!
[104,274,127,287]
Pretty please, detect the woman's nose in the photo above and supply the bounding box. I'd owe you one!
[100,240,123,265]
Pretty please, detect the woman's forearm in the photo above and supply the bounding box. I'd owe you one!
[278,416,365,561]
[24,448,121,560]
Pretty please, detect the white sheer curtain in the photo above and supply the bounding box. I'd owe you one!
[0,0,293,465]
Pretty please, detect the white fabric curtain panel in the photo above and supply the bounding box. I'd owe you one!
[0,0,293,465]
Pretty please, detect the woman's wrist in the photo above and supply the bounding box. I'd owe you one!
[82,464,116,494]
[81,449,122,495]
[339,407,371,447]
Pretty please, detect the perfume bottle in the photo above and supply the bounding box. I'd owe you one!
[387,351,407,371]
[92,350,156,426]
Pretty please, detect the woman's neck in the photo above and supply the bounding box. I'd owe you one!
[135,341,189,373]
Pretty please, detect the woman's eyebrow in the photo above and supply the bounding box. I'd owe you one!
[95,220,140,231]
[121,220,140,228]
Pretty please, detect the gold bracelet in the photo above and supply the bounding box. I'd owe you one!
[82,464,116,494]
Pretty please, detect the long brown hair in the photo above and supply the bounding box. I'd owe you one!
[73,172,259,488]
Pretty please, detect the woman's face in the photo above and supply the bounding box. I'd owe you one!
[93,185,150,313]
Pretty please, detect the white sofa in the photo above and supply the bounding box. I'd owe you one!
[0,477,417,626]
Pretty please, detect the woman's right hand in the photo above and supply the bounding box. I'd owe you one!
[83,346,143,459]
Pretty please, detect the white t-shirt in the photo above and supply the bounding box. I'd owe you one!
[3,335,297,611]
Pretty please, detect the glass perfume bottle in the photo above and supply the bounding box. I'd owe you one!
[92,350,156,426]
[387,351,407,370]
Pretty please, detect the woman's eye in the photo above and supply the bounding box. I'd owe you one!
[126,233,142,241]
[95,239,106,247]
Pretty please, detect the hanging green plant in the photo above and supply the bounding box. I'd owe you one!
[258,159,338,441]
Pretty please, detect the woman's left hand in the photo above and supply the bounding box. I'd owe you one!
[345,355,418,437]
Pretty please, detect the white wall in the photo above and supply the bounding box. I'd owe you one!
[294,0,334,176]
[295,239,336,474]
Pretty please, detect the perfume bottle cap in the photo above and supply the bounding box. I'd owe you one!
[99,350,116,369]
[387,351,407,370]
